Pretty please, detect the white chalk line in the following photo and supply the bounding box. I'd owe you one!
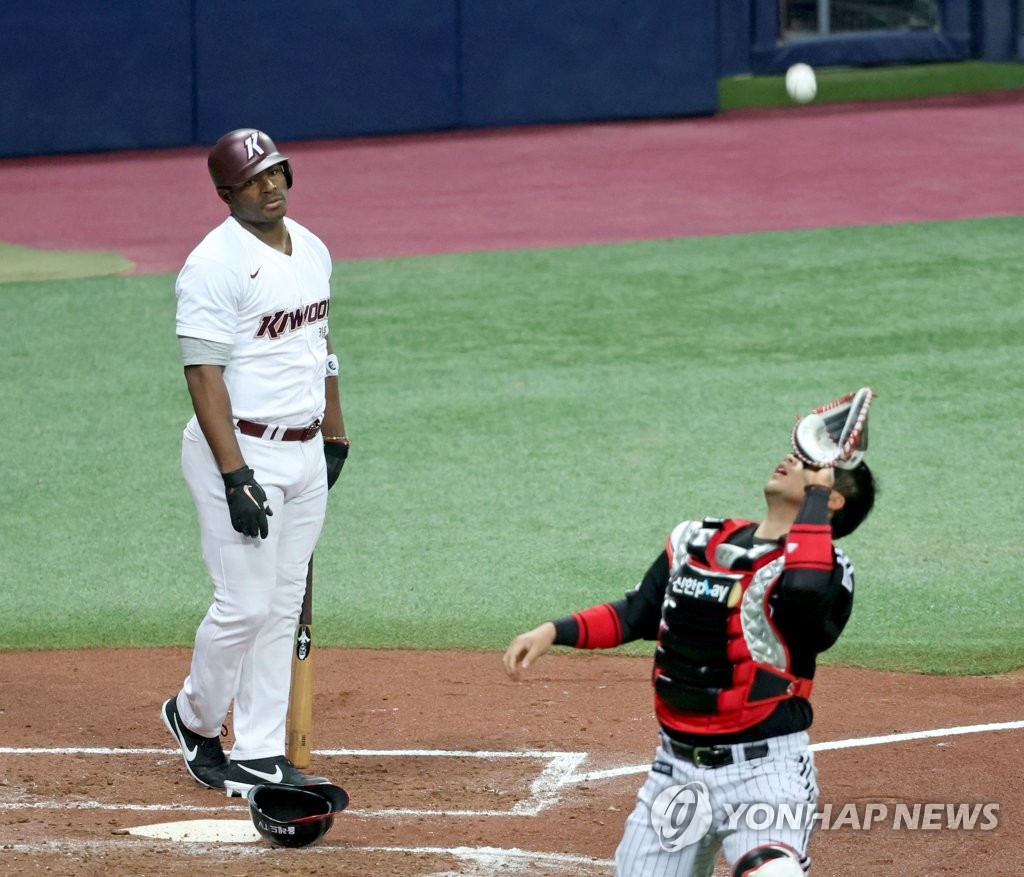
[0,746,579,758]
[565,718,1024,783]
[4,720,1023,801]
[0,747,584,818]
[810,719,1024,751]
[3,722,1020,876]
[0,838,614,870]
[363,845,613,870]
[514,752,587,815]
[4,720,1022,798]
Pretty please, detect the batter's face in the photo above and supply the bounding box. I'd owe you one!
[219,163,289,225]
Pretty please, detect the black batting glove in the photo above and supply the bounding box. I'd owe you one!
[222,466,273,538]
[324,439,350,491]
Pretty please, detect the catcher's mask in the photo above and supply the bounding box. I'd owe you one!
[207,128,293,190]
[246,782,349,848]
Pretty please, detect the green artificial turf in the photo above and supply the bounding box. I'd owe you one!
[2,217,1022,675]
[720,60,1024,110]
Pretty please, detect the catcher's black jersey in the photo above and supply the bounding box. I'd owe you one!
[553,501,854,745]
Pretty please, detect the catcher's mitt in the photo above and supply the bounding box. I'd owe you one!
[791,387,874,470]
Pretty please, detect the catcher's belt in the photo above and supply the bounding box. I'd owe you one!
[663,735,770,768]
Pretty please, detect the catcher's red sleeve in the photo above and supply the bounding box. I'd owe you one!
[785,522,833,572]
[572,603,624,649]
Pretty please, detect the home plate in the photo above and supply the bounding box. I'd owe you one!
[127,819,260,843]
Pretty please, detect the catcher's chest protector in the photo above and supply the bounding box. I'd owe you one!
[654,518,813,736]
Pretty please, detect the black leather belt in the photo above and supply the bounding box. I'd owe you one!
[665,738,770,769]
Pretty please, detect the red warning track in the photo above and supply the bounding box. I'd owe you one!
[1,91,1022,274]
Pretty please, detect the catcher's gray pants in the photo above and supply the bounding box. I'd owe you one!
[614,731,817,876]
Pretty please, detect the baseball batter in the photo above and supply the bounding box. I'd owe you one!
[504,452,877,876]
[162,128,350,797]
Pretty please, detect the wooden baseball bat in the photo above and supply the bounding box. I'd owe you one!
[286,558,314,768]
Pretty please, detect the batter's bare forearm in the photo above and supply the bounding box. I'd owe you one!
[184,364,246,473]
[321,376,346,437]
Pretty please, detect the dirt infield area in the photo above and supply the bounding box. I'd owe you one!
[1,648,1021,876]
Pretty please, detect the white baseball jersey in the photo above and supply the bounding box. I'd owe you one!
[173,213,333,761]
[175,215,332,426]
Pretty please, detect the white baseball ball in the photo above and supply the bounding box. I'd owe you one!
[785,63,817,104]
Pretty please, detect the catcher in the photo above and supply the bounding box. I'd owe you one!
[504,390,877,876]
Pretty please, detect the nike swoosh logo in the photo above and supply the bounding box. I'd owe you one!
[174,715,199,762]
[241,485,262,509]
[239,764,284,783]
[250,267,261,279]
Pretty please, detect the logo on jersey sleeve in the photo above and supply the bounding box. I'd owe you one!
[254,298,330,340]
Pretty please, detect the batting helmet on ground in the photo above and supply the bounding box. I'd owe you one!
[246,782,349,848]
[207,128,293,190]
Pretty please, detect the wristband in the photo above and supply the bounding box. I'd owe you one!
[325,354,340,378]
[222,465,255,488]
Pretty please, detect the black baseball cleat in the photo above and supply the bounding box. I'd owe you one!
[222,755,330,798]
[161,697,228,789]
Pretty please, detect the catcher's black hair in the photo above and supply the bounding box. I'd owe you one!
[830,462,876,539]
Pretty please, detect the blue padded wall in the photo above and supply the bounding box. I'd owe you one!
[0,0,193,157]
[460,0,718,126]
[5,0,1014,159]
[194,0,460,144]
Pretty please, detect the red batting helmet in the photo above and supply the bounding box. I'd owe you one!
[207,128,293,189]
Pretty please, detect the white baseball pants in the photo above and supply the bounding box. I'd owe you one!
[176,419,327,760]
